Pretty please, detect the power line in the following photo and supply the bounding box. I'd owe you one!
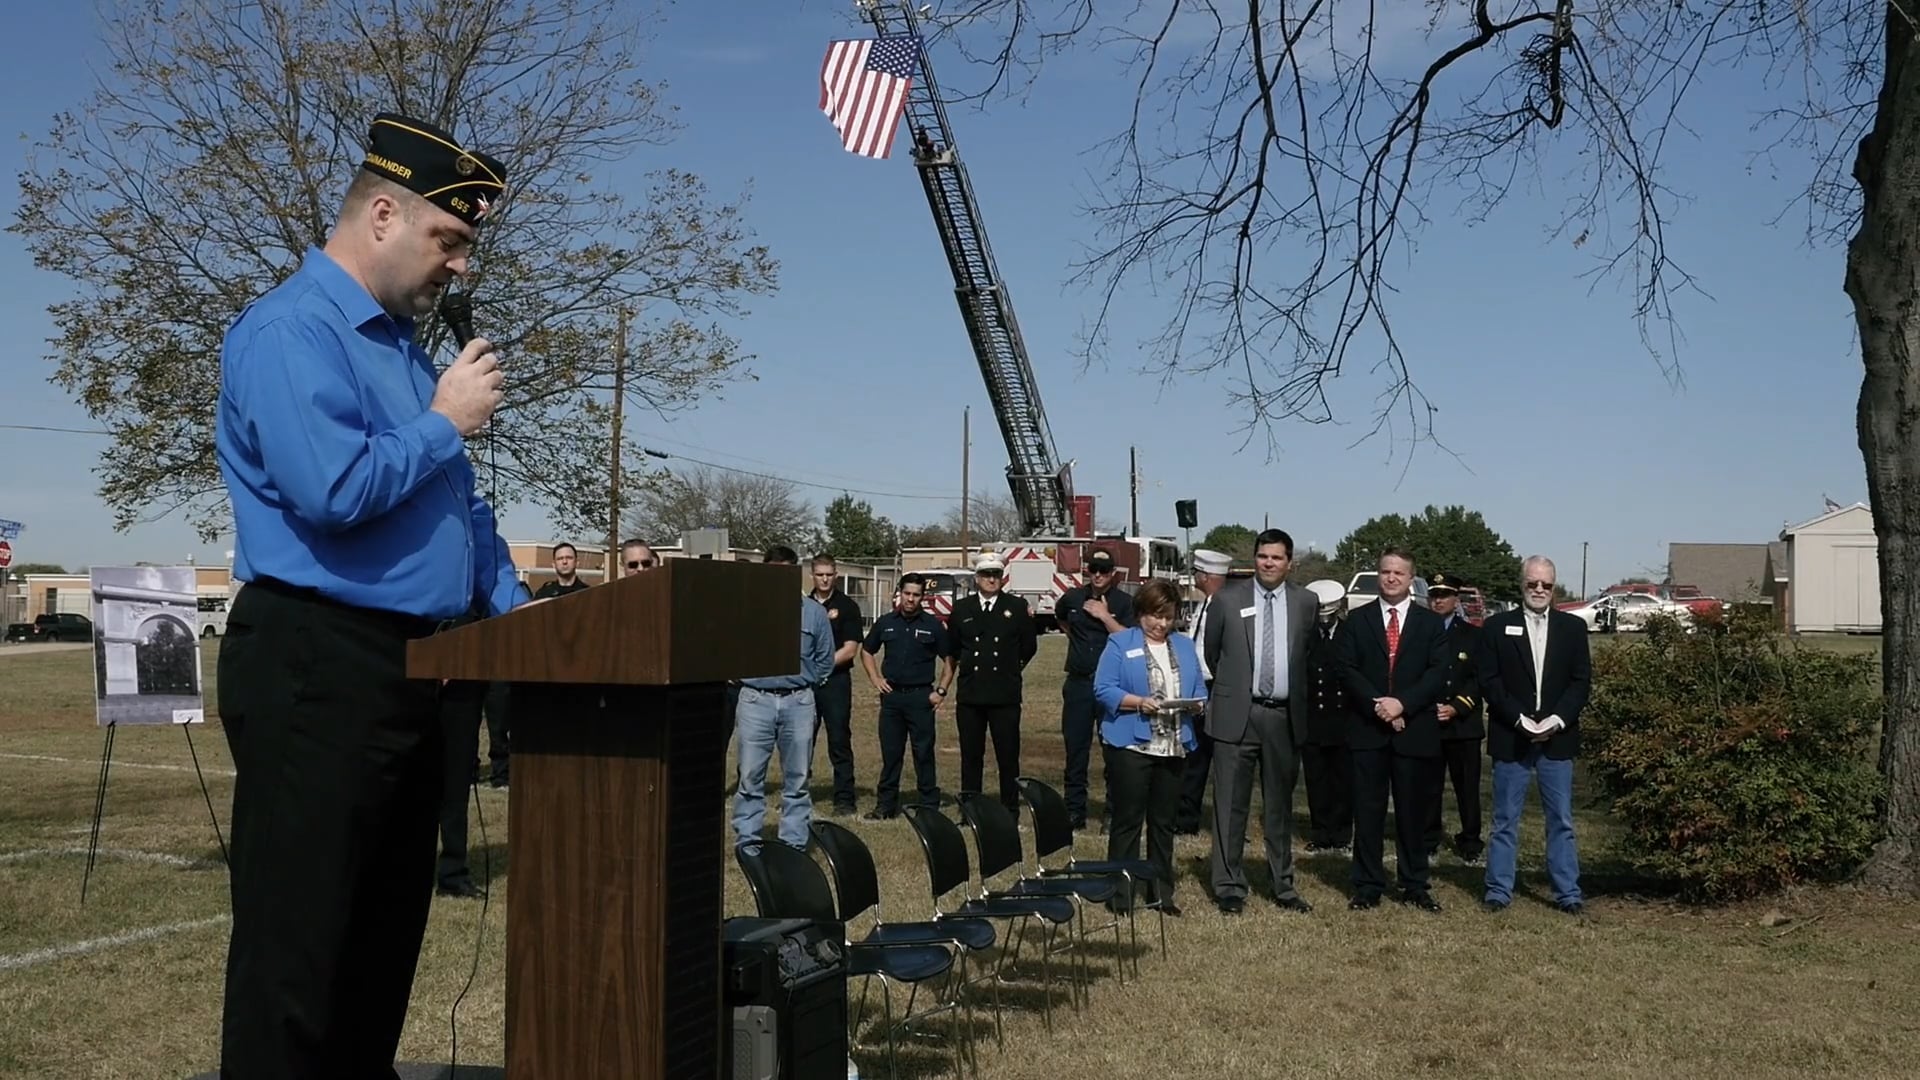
[0,424,957,503]
[640,447,953,502]
[0,423,111,435]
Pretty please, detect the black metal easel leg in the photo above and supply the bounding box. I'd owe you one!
[183,724,230,868]
[81,722,117,905]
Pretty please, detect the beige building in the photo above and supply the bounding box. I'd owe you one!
[1780,501,1881,634]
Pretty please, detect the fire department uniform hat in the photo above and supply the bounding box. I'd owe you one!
[1305,578,1347,614]
[974,552,1006,573]
[1428,573,1461,596]
[360,112,506,227]
[1086,550,1117,573]
[1191,548,1232,575]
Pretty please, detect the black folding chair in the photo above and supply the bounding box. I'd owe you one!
[1018,775,1170,972]
[811,820,1005,1052]
[901,805,1079,1030]
[735,841,972,1078]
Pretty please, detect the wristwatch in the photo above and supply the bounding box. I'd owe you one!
[935,686,948,697]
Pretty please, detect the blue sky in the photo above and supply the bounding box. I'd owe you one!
[0,3,1868,593]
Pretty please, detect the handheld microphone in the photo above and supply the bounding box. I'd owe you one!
[438,290,476,348]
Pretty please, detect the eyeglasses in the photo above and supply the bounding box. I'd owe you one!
[627,559,655,569]
[977,569,1003,577]
[1524,581,1554,591]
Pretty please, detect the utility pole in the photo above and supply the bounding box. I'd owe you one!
[1129,446,1140,536]
[1581,540,1589,598]
[959,407,971,559]
[608,306,629,573]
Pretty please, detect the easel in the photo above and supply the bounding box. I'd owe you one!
[80,721,231,904]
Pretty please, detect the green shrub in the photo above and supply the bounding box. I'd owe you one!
[1584,614,1883,900]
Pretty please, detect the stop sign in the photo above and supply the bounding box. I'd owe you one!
[0,540,11,569]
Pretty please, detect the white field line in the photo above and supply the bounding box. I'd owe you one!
[0,752,235,778]
[0,915,231,973]
[0,846,221,870]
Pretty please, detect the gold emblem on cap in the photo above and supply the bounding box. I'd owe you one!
[455,155,478,176]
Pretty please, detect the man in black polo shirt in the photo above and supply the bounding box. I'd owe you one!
[532,541,592,600]
[860,572,955,819]
[808,554,865,816]
[1054,548,1136,830]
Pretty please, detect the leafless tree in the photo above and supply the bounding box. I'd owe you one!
[11,0,777,540]
[915,0,1914,888]
[626,465,817,554]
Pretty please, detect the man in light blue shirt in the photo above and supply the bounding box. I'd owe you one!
[733,545,836,849]
[211,112,526,1077]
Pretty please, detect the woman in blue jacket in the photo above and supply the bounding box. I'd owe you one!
[1093,578,1207,915]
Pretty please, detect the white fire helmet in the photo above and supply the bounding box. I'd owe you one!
[1305,578,1347,617]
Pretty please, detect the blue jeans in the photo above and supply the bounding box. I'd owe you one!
[732,686,816,849]
[1484,748,1582,906]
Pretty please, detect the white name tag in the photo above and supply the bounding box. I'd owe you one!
[1125,648,1145,659]
[1239,606,1258,618]
[1504,624,1525,636]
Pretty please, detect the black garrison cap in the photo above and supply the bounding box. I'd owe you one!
[360,112,505,227]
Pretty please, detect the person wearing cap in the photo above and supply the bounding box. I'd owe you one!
[1055,547,1137,830]
[213,112,523,1073]
[1202,528,1318,914]
[948,551,1039,811]
[1301,578,1355,854]
[1173,548,1232,834]
[1423,572,1487,865]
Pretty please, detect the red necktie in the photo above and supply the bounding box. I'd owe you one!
[1386,606,1400,671]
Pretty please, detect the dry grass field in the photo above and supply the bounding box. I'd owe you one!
[1,631,1916,1079]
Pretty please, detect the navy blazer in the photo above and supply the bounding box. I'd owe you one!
[1093,627,1206,751]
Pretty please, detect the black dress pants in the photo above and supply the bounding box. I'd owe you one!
[216,579,443,1079]
[438,684,485,887]
[814,668,857,809]
[1105,744,1183,904]
[482,679,510,784]
[1060,675,1103,825]
[1350,746,1441,899]
[957,701,1022,811]
[1301,741,1354,848]
[1425,737,1485,858]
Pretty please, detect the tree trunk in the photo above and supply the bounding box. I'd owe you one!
[1845,12,1920,893]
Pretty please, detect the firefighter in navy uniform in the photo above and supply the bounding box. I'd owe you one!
[1300,578,1354,853]
[1424,572,1487,863]
[860,572,956,819]
[949,551,1039,811]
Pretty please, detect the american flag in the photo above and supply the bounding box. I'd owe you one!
[819,35,919,159]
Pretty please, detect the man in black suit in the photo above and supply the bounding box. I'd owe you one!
[949,551,1039,811]
[1335,546,1451,911]
[1422,573,1486,864]
[1475,555,1592,914]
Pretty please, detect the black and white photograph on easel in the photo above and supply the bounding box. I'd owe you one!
[89,565,205,726]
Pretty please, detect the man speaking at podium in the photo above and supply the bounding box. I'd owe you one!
[213,112,526,1077]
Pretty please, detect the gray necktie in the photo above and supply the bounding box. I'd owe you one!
[1259,590,1275,697]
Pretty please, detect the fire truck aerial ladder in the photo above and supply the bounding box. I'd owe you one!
[856,0,1075,539]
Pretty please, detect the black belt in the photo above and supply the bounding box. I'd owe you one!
[738,683,812,696]
[245,576,441,639]
[888,683,932,691]
[1252,696,1288,709]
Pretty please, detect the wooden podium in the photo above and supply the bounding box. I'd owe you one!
[407,558,801,1079]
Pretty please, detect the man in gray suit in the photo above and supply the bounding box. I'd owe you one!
[1203,528,1318,914]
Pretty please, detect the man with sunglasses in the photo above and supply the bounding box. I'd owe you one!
[618,539,658,576]
[1474,555,1592,915]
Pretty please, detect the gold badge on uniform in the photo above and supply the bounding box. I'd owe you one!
[1003,608,1012,618]
[1458,651,1469,660]
[828,609,839,620]
[455,154,478,176]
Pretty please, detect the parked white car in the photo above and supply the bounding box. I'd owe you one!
[1562,592,1693,633]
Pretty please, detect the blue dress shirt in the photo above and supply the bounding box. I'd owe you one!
[741,595,836,690]
[216,248,526,622]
